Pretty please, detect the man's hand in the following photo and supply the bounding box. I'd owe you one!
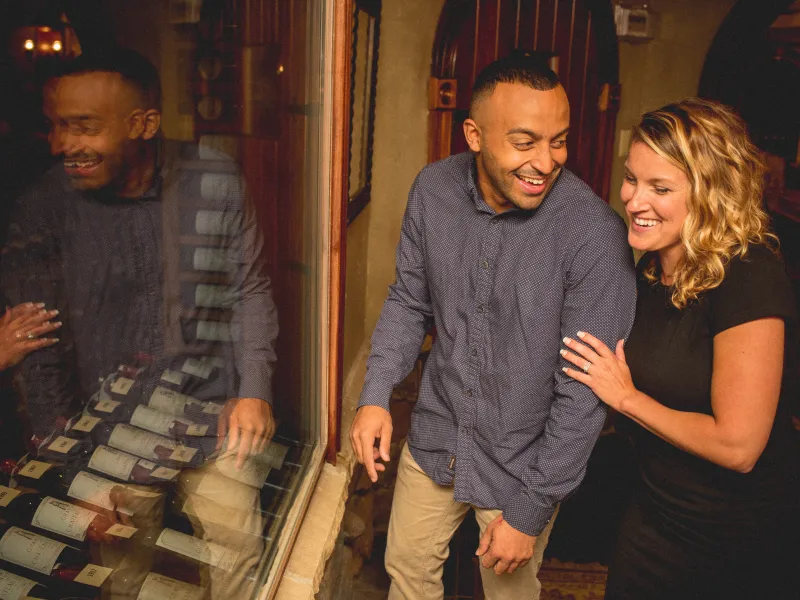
[476,514,537,575]
[349,406,392,482]
[217,397,275,469]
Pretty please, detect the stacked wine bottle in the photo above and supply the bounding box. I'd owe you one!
[0,353,310,600]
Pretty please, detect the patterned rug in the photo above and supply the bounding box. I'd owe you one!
[538,559,608,600]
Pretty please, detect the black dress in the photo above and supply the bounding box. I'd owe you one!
[605,246,800,600]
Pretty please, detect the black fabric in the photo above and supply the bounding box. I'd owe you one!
[606,245,800,600]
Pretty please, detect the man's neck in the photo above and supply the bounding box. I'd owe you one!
[117,142,157,198]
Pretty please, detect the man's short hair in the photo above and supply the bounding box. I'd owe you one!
[470,53,561,116]
[58,47,161,111]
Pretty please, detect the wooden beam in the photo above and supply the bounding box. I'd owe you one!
[327,0,353,464]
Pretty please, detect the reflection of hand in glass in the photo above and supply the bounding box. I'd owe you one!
[0,303,61,370]
[216,397,275,470]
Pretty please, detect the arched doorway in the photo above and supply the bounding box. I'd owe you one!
[428,0,621,201]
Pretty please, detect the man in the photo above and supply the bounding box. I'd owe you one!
[350,55,636,599]
[2,48,277,598]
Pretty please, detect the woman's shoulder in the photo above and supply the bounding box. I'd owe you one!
[720,243,787,292]
[709,243,796,333]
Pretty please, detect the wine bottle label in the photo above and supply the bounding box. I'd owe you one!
[137,572,205,600]
[149,387,201,416]
[95,398,121,413]
[72,415,101,433]
[108,424,176,460]
[185,425,209,436]
[138,459,157,470]
[193,247,228,272]
[215,457,270,488]
[18,461,51,480]
[0,486,21,508]
[155,529,239,572]
[89,446,138,481]
[202,402,223,415]
[130,406,180,437]
[0,527,67,574]
[0,568,38,599]
[32,497,98,542]
[110,377,134,395]
[160,369,185,386]
[105,523,138,539]
[74,564,113,587]
[47,436,79,454]
[151,467,180,480]
[168,446,198,463]
[67,472,133,516]
[181,358,213,379]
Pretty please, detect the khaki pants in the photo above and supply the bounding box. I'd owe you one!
[97,461,265,600]
[386,444,557,600]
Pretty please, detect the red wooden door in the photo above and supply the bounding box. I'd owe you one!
[429,0,620,201]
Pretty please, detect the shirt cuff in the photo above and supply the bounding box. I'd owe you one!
[502,490,556,537]
[358,376,395,411]
[237,363,274,405]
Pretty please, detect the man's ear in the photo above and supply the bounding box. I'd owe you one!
[141,109,161,140]
[128,109,162,140]
[463,118,481,153]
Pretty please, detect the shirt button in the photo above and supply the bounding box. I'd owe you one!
[465,389,473,397]
[480,259,489,269]
[471,347,478,357]
[477,304,485,313]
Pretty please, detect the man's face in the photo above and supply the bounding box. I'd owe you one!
[46,72,139,191]
[464,82,570,213]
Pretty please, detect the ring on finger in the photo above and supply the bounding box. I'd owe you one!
[26,332,36,340]
[14,331,23,340]
[582,362,591,374]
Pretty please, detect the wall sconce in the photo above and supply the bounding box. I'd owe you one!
[614,2,658,43]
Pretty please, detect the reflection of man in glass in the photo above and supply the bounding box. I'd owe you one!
[2,48,278,598]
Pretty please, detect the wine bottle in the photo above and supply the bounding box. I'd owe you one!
[12,457,76,499]
[34,431,92,462]
[0,567,56,599]
[0,486,136,544]
[88,423,203,469]
[135,572,205,600]
[85,375,142,421]
[0,525,97,580]
[150,528,241,574]
[116,352,154,380]
[64,472,135,517]
[86,446,179,485]
[146,386,223,421]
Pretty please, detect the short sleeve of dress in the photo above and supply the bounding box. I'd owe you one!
[709,245,796,336]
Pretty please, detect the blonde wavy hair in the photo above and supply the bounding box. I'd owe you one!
[633,98,778,308]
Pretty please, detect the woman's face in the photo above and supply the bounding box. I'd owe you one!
[621,142,690,262]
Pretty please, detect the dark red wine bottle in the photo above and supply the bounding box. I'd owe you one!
[0,485,137,544]
[88,423,203,469]
[0,567,57,599]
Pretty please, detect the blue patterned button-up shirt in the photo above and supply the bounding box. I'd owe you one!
[359,152,636,535]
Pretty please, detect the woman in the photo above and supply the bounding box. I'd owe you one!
[560,99,798,599]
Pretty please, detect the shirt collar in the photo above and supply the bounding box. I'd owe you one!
[466,153,566,217]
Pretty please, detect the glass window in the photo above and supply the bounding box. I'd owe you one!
[0,1,333,598]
